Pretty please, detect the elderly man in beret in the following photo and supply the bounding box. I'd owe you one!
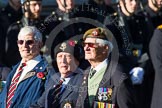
[30,39,84,108]
[77,27,136,108]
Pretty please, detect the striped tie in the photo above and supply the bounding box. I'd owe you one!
[6,63,26,108]
[52,78,65,105]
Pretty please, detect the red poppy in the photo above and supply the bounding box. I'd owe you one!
[68,40,76,46]
[37,72,45,79]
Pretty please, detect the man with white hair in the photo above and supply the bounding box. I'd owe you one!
[5,0,43,68]
[0,26,51,108]
[77,27,136,108]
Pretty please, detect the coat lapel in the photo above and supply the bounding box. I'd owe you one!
[59,75,75,103]
[4,63,20,107]
[21,71,36,81]
[6,63,20,92]
[59,68,84,103]
[77,68,89,107]
[17,59,47,84]
[98,60,111,88]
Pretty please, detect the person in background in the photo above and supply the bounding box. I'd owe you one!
[0,64,11,94]
[30,38,84,108]
[145,0,162,28]
[0,26,51,108]
[108,0,154,107]
[0,65,10,81]
[117,0,152,65]
[40,0,116,70]
[107,0,151,76]
[5,0,44,68]
[149,24,162,108]
[0,0,22,66]
[77,27,136,108]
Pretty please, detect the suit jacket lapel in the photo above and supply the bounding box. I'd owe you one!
[46,73,60,108]
[20,71,36,81]
[6,63,20,92]
[59,75,74,103]
[98,61,111,88]
[78,68,89,107]
[59,68,84,103]
[18,59,47,84]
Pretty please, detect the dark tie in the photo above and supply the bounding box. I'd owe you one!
[6,63,26,108]
[89,68,96,79]
[52,78,65,105]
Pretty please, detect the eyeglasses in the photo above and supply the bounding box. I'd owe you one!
[83,42,98,48]
[17,40,34,45]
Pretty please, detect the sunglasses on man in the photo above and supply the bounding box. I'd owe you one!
[17,40,34,45]
[83,42,99,48]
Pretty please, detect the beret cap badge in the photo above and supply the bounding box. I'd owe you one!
[59,42,67,51]
[92,29,99,36]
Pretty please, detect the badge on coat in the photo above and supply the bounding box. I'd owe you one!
[98,87,112,102]
[63,102,72,108]
[93,101,115,108]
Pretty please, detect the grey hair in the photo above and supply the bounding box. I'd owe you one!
[18,26,42,42]
[99,43,113,56]
[96,38,113,52]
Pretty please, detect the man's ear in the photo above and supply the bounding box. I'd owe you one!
[119,0,123,5]
[24,3,27,10]
[24,2,30,11]
[103,45,109,54]
[105,45,109,50]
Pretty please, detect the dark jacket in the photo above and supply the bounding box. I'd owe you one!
[145,6,162,28]
[30,68,84,108]
[149,27,162,108]
[76,64,136,108]
[0,4,22,65]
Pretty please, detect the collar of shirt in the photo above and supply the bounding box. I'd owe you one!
[60,77,71,92]
[61,77,71,85]
[15,55,42,83]
[92,59,108,73]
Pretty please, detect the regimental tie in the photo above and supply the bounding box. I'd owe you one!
[6,63,26,108]
[52,78,65,105]
[89,68,96,79]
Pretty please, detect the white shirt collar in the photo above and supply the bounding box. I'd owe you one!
[16,55,42,83]
[62,77,71,85]
[22,55,42,66]
[92,59,108,72]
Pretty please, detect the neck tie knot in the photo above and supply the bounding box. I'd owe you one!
[54,78,65,88]
[18,63,26,71]
[90,68,96,79]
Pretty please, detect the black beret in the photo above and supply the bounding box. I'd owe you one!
[54,39,84,62]
[54,40,77,57]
